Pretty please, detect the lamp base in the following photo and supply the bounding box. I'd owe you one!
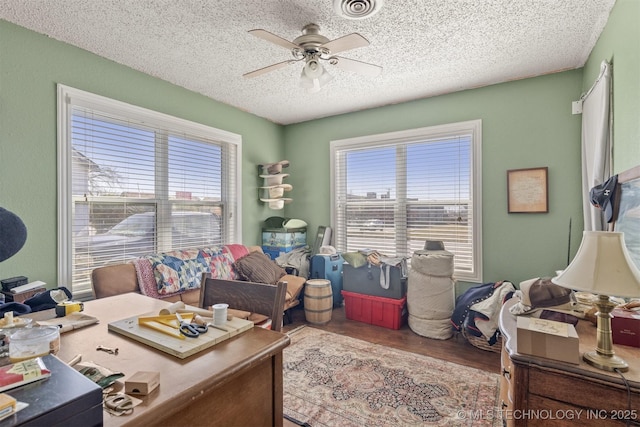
[583,350,629,372]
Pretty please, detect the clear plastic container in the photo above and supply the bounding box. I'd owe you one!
[0,317,34,357]
[9,326,60,363]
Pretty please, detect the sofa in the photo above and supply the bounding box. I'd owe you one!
[90,244,306,320]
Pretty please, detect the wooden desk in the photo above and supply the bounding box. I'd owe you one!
[55,293,290,427]
[499,298,640,426]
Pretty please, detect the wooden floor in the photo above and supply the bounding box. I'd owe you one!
[282,305,501,374]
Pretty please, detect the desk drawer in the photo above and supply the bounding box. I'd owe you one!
[500,344,514,426]
[528,366,640,412]
[527,394,628,426]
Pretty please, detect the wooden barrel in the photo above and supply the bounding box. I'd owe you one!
[304,279,333,325]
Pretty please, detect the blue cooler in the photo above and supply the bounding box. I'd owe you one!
[310,254,344,307]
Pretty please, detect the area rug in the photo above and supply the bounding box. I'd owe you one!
[283,326,501,427]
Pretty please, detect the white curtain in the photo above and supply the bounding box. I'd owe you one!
[581,60,612,231]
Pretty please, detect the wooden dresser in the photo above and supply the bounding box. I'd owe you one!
[499,298,640,426]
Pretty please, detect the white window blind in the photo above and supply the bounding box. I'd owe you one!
[58,85,241,298]
[331,120,482,282]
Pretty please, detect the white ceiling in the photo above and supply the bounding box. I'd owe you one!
[0,0,616,125]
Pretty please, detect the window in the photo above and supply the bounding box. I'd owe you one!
[331,120,482,282]
[57,85,242,298]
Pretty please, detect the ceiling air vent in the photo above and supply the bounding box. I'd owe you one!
[333,0,384,20]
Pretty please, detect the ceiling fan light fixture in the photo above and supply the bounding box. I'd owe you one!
[246,23,381,90]
[300,62,333,93]
[334,0,384,20]
[303,59,324,79]
[317,68,334,85]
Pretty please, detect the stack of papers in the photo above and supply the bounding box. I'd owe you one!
[36,312,99,333]
[0,358,51,393]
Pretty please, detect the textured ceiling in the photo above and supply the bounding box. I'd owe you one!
[0,0,616,125]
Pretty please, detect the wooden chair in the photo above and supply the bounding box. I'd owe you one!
[198,274,287,332]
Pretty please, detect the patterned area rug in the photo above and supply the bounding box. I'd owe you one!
[283,327,501,427]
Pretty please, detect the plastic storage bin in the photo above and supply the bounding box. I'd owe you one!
[341,290,407,330]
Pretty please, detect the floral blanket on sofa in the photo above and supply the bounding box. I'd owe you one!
[133,245,249,298]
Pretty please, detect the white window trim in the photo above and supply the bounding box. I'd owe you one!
[57,84,243,297]
[330,120,483,283]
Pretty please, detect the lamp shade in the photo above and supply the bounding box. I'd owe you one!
[552,231,640,298]
[300,60,333,93]
[303,59,324,79]
[0,207,27,262]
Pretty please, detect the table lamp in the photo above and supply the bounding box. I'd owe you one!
[552,231,640,372]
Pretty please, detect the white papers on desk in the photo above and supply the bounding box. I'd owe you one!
[10,281,46,294]
[36,312,98,333]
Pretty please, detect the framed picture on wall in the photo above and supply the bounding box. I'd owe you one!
[507,167,549,213]
[611,164,640,270]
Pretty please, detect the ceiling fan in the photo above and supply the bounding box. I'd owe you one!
[243,23,382,93]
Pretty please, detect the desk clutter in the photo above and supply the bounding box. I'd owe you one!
[108,301,254,359]
[502,276,640,366]
[0,277,28,292]
[0,303,102,423]
[611,305,640,348]
[516,316,580,364]
[124,371,160,396]
[0,278,48,304]
[0,355,102,425]
[0,286,75,316]
[0,296,261,424]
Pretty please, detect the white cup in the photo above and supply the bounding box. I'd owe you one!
[212,303,228,326]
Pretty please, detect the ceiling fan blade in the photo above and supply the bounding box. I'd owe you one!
[248,29,299,50]
[321,33,369,54]
[330,56,382,77]
[243,60,295,78]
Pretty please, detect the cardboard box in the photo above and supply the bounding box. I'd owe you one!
[125,371,160,395]
[342,290,407,330]
[516,317,580,364]
[612,308,640,348]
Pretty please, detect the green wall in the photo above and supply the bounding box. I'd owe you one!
[283,72,584,290]
[283,0,640,290]
[0,20,283,285]
[1,0,638,293]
